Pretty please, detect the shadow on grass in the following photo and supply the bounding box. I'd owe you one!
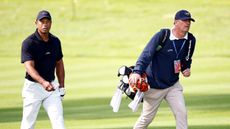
[102,125,230,129]
[0,94,229,123]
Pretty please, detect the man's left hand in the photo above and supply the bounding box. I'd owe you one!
[59,87,65,100]
[182,68,191,77]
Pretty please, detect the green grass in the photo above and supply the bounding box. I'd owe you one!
[0,0,230,129]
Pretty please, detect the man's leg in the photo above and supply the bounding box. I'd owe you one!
[43,91,65,129]
[165,82,187,129]
[133,88,167,129]
[20,98,42,129]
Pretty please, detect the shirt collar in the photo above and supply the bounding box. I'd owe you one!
[35,29,42,41]
[35,29,51,42]
[169,27,188,40]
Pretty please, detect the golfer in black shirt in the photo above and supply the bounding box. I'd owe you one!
[20,10,66,129]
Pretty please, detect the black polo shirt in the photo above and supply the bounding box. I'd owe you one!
[21,30,63,82]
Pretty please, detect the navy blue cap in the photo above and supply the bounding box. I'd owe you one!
[175,10,195,22]
[36,10,52,21]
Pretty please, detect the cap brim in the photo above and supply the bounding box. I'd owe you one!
[181,17,195,22]
[188,18,195,22]
[37,16,51,21]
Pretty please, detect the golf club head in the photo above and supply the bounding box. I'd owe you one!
[122,75,129,84]
[118,65,132,76]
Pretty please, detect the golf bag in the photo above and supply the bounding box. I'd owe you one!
[117,65,136,100]
[110,65,147,112]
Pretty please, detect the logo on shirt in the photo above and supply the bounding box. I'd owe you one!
[45,52,51,55]
[167,49,173,52]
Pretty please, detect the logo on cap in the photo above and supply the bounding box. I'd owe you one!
[175,9,195,22]
[36,10,52,21]
[185,12,190,16]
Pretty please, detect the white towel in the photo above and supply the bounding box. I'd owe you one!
[128,90,144,112]
[110,88,123,112]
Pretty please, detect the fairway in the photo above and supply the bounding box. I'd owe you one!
[0,0,230,129]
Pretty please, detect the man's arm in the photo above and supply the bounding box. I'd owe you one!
[130,31,163,85]
[24,60,54,91]
[182,35,196,77]
[133,31,163,75]
[56,59,65,88]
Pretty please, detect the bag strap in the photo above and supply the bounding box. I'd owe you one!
[156,29,170,51]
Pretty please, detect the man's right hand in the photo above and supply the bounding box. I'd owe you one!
[129,73,141,84]
[24,61,54,92]
[129,73,141,92]
[41,81,55,91]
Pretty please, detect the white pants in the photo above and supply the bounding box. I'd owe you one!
[134,81,187,129]
[20,79,66,129]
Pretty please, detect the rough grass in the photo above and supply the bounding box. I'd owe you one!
[0,0,230,129]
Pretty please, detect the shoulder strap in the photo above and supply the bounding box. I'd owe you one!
[156,29,170,51]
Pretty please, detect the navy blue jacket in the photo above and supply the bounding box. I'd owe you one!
[133,29,196,89]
